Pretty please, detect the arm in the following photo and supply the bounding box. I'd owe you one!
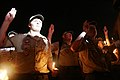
[103,26,120,63]
[47,24,54,44]
[71,20,89,51]
[103,26,110,46]
[0,8,17,47]
[75,31,86,41]
[71,38,84,52]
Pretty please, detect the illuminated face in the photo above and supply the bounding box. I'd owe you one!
[63,32,73,42]
[29,18,42,32]
[98,41,104,49]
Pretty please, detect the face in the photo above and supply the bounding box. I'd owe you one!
[63,32,73,42]
[87,25,97,38]
[98,41,104,49]
[29,18,42,32]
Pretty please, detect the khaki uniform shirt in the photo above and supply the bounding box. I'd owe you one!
[51,42,79,66]
[4,33,53,74]
[77,39,108,73]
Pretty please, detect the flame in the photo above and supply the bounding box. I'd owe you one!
[52,62,58,70]
[0,69,8,80]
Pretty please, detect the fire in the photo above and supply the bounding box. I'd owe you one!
[0,69,8,80]
[52,62,58,70]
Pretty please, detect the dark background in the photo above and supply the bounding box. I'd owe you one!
[0,0,119,42]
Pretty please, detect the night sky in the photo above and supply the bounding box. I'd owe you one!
[0,0,118,42]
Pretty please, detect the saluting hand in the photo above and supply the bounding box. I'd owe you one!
[4,8,17,23]
[49,24,54,35]
[103,26,108,36]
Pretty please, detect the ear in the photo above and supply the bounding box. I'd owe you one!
[28,23,31,28]
[62,34,65,39]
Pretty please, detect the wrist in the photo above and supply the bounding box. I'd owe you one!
[76,31,86,40]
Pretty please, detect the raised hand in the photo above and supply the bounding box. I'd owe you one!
[0,8,17,47]
[47,24,54,43]
[103,26,111,46]
[103,26,108,36]
[4,8,17,23]
[83,20,89,32]
[49,24,54,35]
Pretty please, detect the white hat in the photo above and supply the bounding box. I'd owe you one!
[29,14,44,22]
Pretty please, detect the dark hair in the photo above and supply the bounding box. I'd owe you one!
[63,31,73,35]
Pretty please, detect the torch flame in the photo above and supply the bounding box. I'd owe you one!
[0,69,8,80]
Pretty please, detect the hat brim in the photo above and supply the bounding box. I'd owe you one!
[29,14,44,22]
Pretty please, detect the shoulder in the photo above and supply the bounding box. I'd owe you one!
[39,34,47,39]
[11,33,27,40]
[52,41,59,46]
[51,41,59,49]
[40,35,49,44]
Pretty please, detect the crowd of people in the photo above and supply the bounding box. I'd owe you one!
[0,8,120,80]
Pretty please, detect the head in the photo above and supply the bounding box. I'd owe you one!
[82,20,90,32]
[83,20,97,32]
[28,14,44,32]
[97,37,104,49]
[8,31,17,38]
[62,31,73,43]
[86,25,97,39]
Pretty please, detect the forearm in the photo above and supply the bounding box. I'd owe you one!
[71,38,84,52]
[48,56,54,72]
[105,34,110,46]
[76,31,86,40]
[0,21,10,47]
[47,33,52,44]
[47,24,54,44]
[0,8,16,47]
